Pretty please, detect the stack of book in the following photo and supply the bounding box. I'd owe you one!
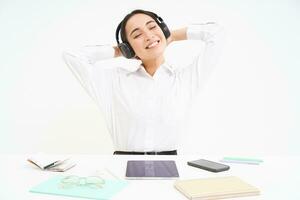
[174,176,260,200]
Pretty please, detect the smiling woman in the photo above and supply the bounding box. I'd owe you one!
[127,15,166,62]
[62,9,225,155]
[115,9,176,76]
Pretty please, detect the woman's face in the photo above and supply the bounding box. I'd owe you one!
[125,13,167,60]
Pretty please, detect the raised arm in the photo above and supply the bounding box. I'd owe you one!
[191,22,225,83]
[62,45,120,103]
[63,45,118,64]
[171,22,225,97]
[168,22,225,67]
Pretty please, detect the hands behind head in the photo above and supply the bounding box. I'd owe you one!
[113,46,122,57]
[167,31,174,46]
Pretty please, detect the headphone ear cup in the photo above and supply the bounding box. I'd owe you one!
[118,42,135,59]
[159,22,171,39]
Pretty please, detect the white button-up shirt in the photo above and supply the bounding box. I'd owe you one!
[63,22,225,152]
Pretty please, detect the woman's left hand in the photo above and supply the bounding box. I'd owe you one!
[167,28,187,46]
[167,32,174,46]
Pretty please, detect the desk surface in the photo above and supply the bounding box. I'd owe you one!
[0,154,299,200]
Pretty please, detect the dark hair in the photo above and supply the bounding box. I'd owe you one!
[119,9,161,42]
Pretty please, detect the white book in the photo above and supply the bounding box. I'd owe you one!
[27,153,76,172]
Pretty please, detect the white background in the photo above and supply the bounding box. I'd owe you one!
[1,0,299,155]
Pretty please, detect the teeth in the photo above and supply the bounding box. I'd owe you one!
[147,41,159,49]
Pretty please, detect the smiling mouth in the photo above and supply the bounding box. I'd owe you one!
[145,40,160,49]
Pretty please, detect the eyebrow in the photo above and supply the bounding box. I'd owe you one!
[129,20,156,37]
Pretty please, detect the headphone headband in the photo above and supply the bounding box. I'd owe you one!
[115,21,123,45]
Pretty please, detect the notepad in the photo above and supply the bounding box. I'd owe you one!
[174,176,260,200]
[30,175,128,200]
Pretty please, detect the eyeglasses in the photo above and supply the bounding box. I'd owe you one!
[59,175,105,189]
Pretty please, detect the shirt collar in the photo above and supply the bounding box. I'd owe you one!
[162,62,175,74]
[124,60,175,75]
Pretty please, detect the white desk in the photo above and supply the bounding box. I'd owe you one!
[0,155,299,200]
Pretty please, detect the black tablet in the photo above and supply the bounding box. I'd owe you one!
[125,160,179,179]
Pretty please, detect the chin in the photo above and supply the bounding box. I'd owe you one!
[148,46,166,59]
[145,52,164,60]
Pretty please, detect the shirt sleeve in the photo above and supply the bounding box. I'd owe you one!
[179,22,225,98]
[62,45,115,108]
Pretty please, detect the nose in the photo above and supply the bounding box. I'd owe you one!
[144,30,154,41]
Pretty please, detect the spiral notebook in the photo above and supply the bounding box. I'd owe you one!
[174,176,260,200]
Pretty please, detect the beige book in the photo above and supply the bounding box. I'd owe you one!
[174,176,260,200]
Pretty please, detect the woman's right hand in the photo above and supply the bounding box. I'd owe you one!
[113,46,122,57]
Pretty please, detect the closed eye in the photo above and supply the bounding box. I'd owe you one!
[133,25,156,39]
[133,34,142,39]
[149,25,156,30]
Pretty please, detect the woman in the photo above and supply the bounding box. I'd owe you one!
[63,9,225,155]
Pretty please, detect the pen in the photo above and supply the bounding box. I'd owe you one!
[220,159,260,165]
[220,157,263,165]
[223,157,263,163]
[44,160,60,170]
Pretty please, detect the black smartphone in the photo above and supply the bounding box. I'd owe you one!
[187,159,230,172]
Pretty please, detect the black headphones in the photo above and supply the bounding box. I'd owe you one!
[115,11,171,59]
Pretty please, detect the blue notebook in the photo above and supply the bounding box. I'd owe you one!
[29,175,128,200]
